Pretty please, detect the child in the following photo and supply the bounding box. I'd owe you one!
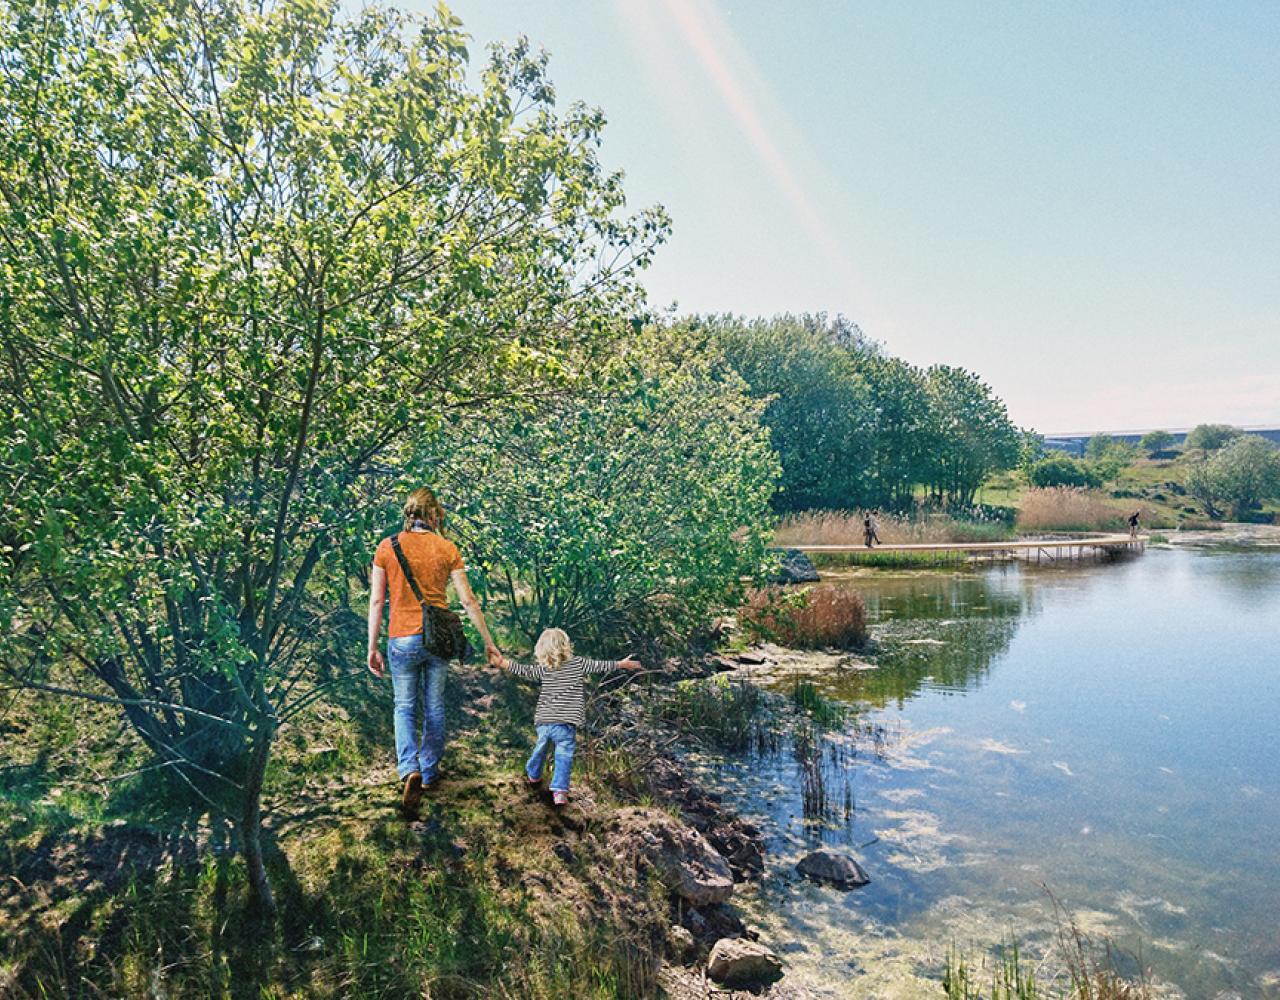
[496,628,641,806]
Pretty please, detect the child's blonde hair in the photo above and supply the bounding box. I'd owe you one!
[534,628,573,670]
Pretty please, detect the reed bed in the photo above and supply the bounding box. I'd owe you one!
[741,583,867,649]
[776,509,1013,547]
[1015,488,1128,533]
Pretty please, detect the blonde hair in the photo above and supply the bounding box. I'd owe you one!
[402,487,445,532]
[534,628,573,670]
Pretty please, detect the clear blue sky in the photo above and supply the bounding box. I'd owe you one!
[394,0,1279,433]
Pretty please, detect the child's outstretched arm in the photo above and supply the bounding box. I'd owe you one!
[498,655,545,680]
[583,655,642,674]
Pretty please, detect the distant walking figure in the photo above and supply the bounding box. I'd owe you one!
[367,487,502,818]
[1128,510,1141,539]
[863,512,881,548]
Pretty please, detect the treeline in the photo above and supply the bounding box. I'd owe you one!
[696,314,1022,512]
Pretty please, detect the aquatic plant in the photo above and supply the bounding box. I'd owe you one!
[943,903,1155,1000]
[651,675,766,752]
[741,584,868,648]
[790,680,848,727]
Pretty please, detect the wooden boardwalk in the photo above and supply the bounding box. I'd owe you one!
[792,533,1146,564]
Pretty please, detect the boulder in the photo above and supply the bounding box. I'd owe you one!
[706,937,783,988]
[796,849,870,888]
[771,548,821,584]
[667,924,697,963]
[608,808,734,906]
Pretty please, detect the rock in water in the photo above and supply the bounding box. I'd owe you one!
[707,937,784,988]
[771,548,821,584]
[796,849,870,888]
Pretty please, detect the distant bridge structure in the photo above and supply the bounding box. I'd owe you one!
[793,533,1146,566]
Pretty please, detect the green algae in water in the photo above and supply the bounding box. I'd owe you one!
[689,550,1280,998]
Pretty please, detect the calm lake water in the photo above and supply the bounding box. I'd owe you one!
[684,546,1280,998]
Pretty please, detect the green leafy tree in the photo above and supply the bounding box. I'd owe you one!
[860,352,934,509]
[1018,430,1047,473]
[1139,429,1176,457]
[1186,436,1280,518]
[422,326,779,651]
[1082,434,1136,482]
[921,365,1021,506]
[0,0,665,910]
[1185,423,1242,452]
[702,314,876,512]
[1085,434,1118,460]
[1027,454,1102,489]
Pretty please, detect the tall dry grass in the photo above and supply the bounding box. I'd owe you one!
[775,509,1012,546]
[741,583,867,649]
[1015,487,1128,533]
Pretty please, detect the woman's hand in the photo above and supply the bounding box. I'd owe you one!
[486,644,505,669]
[367,647,386,678]
[619,655,642,671]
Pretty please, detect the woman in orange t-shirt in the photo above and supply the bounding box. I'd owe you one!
[367,487,501,817]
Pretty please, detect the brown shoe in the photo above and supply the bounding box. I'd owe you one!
[401,771,423,817]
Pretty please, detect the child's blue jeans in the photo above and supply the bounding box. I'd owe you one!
[388,635,447,783]
[526,723,577,793]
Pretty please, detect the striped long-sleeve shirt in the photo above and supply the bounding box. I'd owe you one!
[504,655,620,727]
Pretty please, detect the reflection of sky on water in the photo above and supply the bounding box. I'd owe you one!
[681,550,1280,998]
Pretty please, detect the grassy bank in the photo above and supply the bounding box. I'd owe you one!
[982,453,1280,530]
[0,662,743,999]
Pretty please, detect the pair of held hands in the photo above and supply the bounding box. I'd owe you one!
[484,644,643,672]
[368,643,642,677]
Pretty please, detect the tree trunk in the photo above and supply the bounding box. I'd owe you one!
[240,728,276,915]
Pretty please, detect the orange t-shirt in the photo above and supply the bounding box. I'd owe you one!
[373,531,466,638]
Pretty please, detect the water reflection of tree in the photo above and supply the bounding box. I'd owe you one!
[839,569,1036,708]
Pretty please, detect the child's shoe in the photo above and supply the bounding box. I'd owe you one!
[552,791,569,807]
[525,774,541,787]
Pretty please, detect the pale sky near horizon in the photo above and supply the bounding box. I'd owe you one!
[394,0,1278,433]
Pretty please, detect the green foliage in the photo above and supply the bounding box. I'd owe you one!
[1018,430,1047,471]
[653,674,765,751]
[790,679,847,726]
[862,352,935,509]
[700,313,876,511]
[944,940,1039,1000]
[1028,454,1102,489]
[1138,429,1176,457]
[1082,436,1137,483]
[1186,435,1280,518]
[699,314,1021,512]
[1184,423,1242,452]
[420,326,779,651]
[0,0,665,908]
[922,365,1022,505]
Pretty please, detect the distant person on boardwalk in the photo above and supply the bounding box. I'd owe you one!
[493,628,641,806]
[1129,510,1141,539]
[367,487,503,818]
[863,512,881,548]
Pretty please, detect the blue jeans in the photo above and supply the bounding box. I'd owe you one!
[526,723,577,793]
[388,635,447,782]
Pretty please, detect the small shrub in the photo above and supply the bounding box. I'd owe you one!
[741,583,867,649]
[1016,488,1128,533]
[1028,453,1102,489]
